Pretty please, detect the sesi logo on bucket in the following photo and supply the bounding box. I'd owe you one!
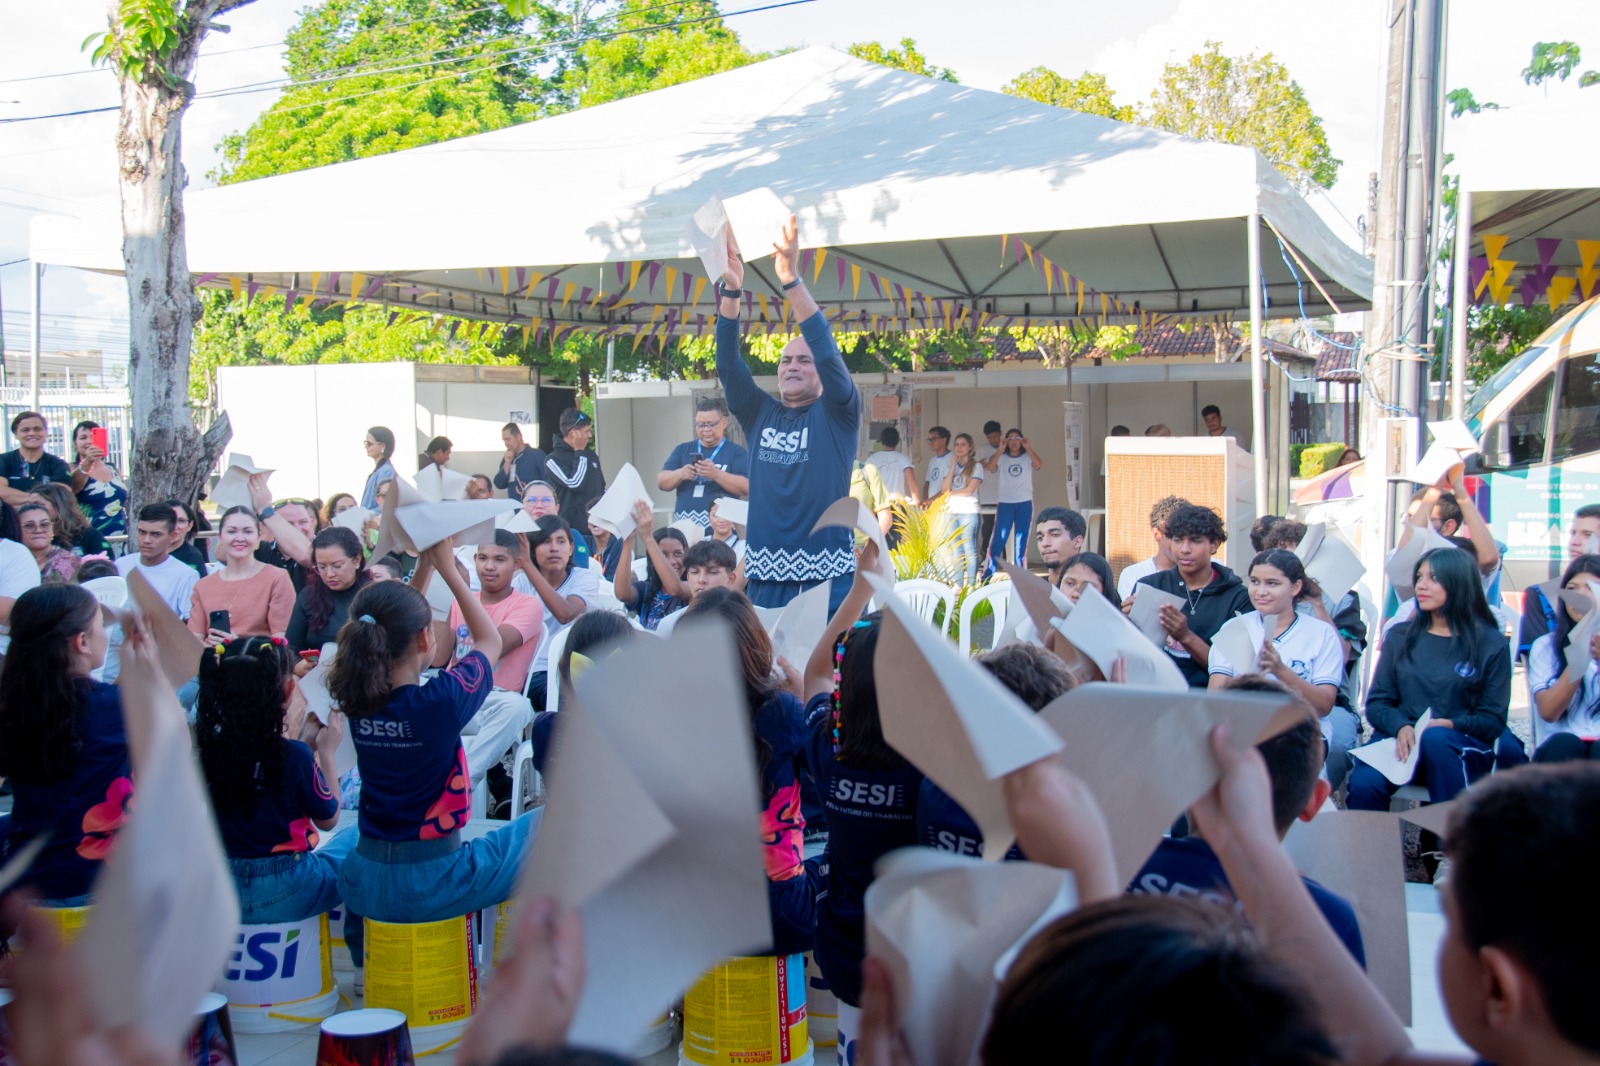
[227,928,303,982]
[756,426,811,467]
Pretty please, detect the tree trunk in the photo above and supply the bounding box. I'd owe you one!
[113,1,244,517]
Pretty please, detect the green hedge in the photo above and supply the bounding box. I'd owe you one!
[1298,442,1348,478]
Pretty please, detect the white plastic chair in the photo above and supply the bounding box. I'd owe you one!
[544,627,573,714]
[508,740,540,816]
[893,578,956,633]
[957,581,1011,655]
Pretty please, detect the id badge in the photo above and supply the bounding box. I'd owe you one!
[693,483,705,497]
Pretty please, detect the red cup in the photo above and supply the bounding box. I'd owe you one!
[317,1008,414,1066]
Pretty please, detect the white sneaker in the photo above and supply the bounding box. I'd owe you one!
[353,967,365,998]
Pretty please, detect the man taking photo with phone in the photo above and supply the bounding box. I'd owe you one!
[658,396,750,530]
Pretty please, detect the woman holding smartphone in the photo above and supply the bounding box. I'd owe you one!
[188,506,297,643]
[70,421,128,546]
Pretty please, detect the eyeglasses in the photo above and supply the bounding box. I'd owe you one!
[523,495,555,505]
[363,438,380,447]
[694,420,723,430]
[20,521,51,534]
[315,557,356,575]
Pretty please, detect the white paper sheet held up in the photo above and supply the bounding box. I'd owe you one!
[496,507,540,533]
[668,521,705,549]
[1054,586,1188,691]
[868,573,1063,860]
[1350,710,1433,784]
[1427,418,1481,455]
[1406,441,1466,487]
[585,462,654,539]
[812,497,888,577]
[685,189,793,282]
[1385,526,1457,595]
[1561,580,1600,677]
[210,453,274,511]
[1126,584,1185,648]
[298,643,356,777]
[415,465,470,503]
[124,569,205,690]
[1040,682,1305,885]
[519,619,770,1054]
[332,504,375,534]
[1296,522,1367,603]
[75,631,240,1048]
[766,579,831,670]
[1207,615,1259,676]
[865,849,1076,1066]
[710,497,748,527]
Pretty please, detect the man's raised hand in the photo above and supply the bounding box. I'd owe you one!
[772,213,800,287]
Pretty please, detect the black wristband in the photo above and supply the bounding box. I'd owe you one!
[782,278,801,291]
[716,280,743,300]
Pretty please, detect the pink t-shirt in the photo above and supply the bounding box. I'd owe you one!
[447,590,543,693]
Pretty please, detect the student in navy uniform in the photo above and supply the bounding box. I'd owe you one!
[1348,548,1525,812]
[1517,503,1600,660]
[612,502,688,631]
[919,644,1076,860]
[494,422,548,501]
[1130,679,1365,965]
[1525,554,1600,763]
[715,216,860,612]
[195,636,356,957]
[680,587,814,956]
[1127,503,1252,687]
[0,412,86,508]
[329,541,540,968]
[659,396,750,529]
[0,585,127,905]
[797,543,922,1022]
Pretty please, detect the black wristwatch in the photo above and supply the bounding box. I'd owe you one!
[716,280,743,301]
[258,504,277,520]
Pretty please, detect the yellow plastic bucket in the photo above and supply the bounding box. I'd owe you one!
[220,914,339,1032]
[363,914,479,1057]
[30,904,91,947]
[679,954,812,1066]
[802,953,837,1049]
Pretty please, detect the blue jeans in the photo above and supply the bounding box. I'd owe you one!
[232,826,361,964]
[1346,727,1526,810]
[991,502,1033,565]
[1323,705,1362,789]
[948,512,981,585]
[337,810,541,933]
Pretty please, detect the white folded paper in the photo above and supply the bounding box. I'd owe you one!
[1207,615,1259,676]
[496,507,540,533]
[585,462,654,539]
[1040,681,1306,885]
[210,453,274,511]
[1054,586,1188,691]
[124,570,205,690]
[812,496,888,577]
[865,849,1077,1066]
[75,629,240,1048]
[1126,584,1185,648]
[518,619,771,1054]
[297,643,357,777]
[1406,441,1466,487]
[1351,710,1433,785]
[80,575,129,615]
[1561,580,1600,678]
[371,475,520,557]
[685,188,794,283]
[1295,522,1367,604]
[869,573,1064,860]
[1427,418,1481,455]
[710,497,749,527]
[1384,525,1458,595]
[667,521,706,549]
[766,579,831,670]
[415,465,470,503]
[332,504,375,534]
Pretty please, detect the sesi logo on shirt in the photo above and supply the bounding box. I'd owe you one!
[353,718,414,740]
[830,778,903,807]
[757,427,811,467]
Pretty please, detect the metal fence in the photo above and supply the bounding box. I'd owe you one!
[0,388,133,472]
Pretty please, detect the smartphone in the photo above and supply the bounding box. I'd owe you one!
[688,452,705,464]
[298,649,320,665]
[208,609,231,634]
[90,427,109,457]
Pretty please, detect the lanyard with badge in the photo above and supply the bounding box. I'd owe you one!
[693,439,725,498]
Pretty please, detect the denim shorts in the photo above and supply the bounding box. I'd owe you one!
[336,810,541,926]
[229,846,347,925]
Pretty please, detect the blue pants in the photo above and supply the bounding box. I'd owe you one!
[1346,727,1527,810]
[1323,705,1363,789]
[748,573,853,615]
[1534,733,1600,762]
[337,810,540,935]
[948,513,981,585]
[233,825,360,963]
[990,501,1033,566]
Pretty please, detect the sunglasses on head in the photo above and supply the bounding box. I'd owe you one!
[273,498,314,509]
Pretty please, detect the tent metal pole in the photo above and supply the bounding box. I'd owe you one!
[1247,212,1267,514]
[29,261,41,411]
[1450,188,1471,419]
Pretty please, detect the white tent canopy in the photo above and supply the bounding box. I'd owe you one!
[33,46,1370,330]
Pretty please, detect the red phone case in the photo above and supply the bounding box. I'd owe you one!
[90,428,109,455]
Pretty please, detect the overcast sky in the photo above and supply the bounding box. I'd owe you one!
[0,0,1594,356]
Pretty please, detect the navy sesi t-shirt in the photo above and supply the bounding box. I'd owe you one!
[217,739,339,858]
[803,694,924,1007]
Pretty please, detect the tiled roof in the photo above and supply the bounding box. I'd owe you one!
[1310,333,1363,382]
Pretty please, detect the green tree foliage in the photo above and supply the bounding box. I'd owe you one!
[1445,87,1499,117]
[1145,41,1340,190]
[1466,303,1559,382]
[1522,40,1582,86]
[1001,67,1135,122]
[560,0,758,107]
[211,0,559,183]
[845,38,957,82]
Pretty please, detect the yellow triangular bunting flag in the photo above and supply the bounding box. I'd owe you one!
[1482,234,1509,262]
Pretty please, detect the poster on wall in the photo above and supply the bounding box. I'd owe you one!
[1061,401,1084,511]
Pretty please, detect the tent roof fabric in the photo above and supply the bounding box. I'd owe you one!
[32,46,1372,332]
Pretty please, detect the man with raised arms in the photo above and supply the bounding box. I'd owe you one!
[715,217,861,611]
